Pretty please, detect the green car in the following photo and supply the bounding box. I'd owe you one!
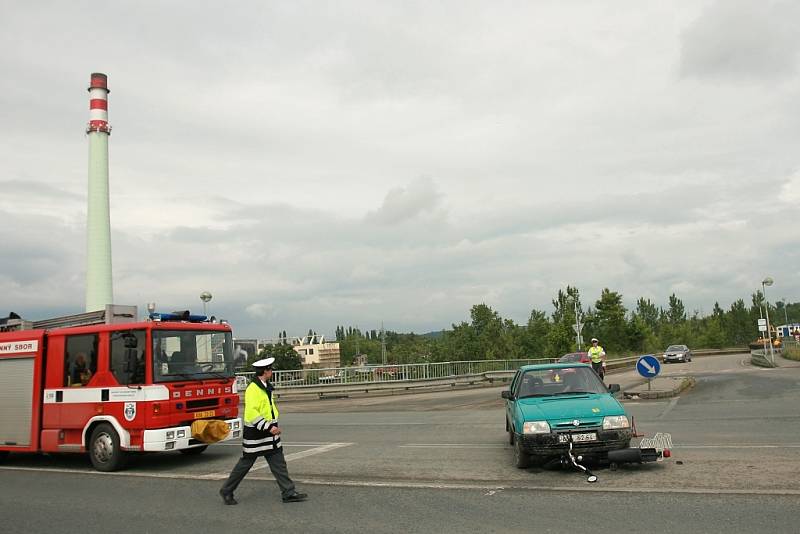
[502,363,658,469]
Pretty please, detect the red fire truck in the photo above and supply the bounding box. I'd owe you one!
[0,305,241,471]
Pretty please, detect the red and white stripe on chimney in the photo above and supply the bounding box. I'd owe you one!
[87,73,111,134]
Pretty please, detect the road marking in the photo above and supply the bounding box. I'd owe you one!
[4,464,800,496]
[397,442,800,450]
[291,478,800,496]
[285,442,353,462]
[674,444,800,449]
[200,442,354,478]
[218,441,330,447]
[400,444,507,449]
[658,397,680,419]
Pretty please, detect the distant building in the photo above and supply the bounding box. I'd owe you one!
[291,334,341,370]
[776,323,800,338]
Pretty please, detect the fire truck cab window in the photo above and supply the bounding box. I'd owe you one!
[65,334,98,387]
[152,329,235,382]
[110,330,146,385]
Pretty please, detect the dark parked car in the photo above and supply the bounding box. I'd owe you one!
[662,344,692,363]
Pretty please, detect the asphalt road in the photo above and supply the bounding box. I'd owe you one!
[2,353,800,533]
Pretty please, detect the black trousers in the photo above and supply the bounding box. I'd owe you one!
[220,448,296,499]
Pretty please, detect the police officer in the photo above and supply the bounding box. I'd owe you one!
[587,338,606,378]
[219,357,308,505]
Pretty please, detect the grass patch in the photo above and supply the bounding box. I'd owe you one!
[781,345,800,361]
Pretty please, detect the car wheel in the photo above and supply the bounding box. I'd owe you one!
[89,423,128,472]
[514,437,530,469]
[179,445,209,455]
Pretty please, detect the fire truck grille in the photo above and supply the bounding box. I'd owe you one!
[185,398,219,410]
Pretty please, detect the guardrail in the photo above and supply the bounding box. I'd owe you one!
[235,348,748,398]
[236,358,551,394]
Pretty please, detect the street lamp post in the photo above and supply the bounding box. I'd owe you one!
[762,278,774,364]
[566,296,582,351]
[200,291,212,317]
[782,297,789,332]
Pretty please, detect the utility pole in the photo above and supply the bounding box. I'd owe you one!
[762,277,774,364]
[782,297,789,331]
[381,322,387,365]
[566,295,583,351]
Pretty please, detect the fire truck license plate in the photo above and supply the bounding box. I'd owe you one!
[559,432,597,443]
[193,410,216,419]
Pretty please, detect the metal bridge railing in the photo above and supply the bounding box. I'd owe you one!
[236,358,551,390]
[234,349,749,392]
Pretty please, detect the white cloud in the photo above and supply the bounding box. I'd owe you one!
[1,1,799,337]
[245,303,275,320]
[680,0,800,81]
[780,170,800,203]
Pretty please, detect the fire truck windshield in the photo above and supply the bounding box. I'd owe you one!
[152,330,235,382]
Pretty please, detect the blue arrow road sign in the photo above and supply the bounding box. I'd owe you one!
[636,355,661,378]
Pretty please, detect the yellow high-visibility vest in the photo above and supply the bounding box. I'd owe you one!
[588,346,605,363]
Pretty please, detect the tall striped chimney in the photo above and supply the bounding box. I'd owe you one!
[85,72,114,312]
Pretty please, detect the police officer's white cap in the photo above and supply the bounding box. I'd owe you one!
[252,357,275,368]
[591,338,598,342]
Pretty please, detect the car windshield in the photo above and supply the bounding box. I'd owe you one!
[516,366,608,398]
[152,330,235,382]
[667,345,687,351]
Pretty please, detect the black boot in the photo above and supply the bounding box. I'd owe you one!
[282,492,308,503]
[219,490,238,505]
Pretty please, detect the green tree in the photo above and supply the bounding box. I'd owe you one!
[701,316,726,348]
[626,314,649,352]
[255,343,301,371]
[634,298,660,331]
[593,288,628,351]
[666,294,686,324]
[521,309,550,357]
[726,299,751,345]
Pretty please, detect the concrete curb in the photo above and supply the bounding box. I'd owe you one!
[622,376,695,400]
[750,351,778,368]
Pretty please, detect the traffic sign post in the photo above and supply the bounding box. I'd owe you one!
[572,322,583,351]
[636,355,661,391]
[757,319,768,360]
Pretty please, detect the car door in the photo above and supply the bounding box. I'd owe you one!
[506,371,521,426]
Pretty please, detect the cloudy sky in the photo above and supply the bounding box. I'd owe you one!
[1,1,798,338]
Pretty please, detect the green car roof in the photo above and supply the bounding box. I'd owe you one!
[518,362,592,372]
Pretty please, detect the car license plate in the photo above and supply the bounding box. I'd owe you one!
[193,410,215,419]
[559,432,597,443]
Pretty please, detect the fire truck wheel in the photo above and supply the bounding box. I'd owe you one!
[0,451,9,463]
[179,445,209,455]
[89,423,128,472]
